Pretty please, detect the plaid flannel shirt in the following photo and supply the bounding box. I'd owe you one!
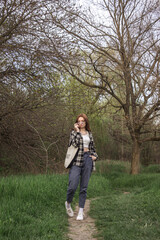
[69,130,98,171]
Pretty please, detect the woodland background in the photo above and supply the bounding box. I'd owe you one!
[0,0,160,175]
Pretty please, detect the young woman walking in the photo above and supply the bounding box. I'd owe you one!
[65,113,98,220]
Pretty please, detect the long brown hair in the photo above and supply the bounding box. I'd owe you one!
[75,113,91,132]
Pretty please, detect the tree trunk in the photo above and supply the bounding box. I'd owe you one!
[131,139,141,174]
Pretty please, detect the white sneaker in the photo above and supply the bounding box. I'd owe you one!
[76,212,84,221]
[65,201,74,217]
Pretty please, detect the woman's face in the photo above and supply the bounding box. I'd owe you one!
[77,117,86,129]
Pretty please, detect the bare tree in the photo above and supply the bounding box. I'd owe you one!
[0,0,75,118]
[48,0,160,174]
[0,0,77,173]
[1,0,159,174]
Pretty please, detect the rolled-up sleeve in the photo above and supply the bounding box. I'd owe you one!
[69,131,81,148]
[91,143,98,159]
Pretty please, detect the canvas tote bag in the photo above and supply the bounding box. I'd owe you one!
[64,145,78,169]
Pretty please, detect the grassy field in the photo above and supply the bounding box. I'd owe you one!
[0,172,109,240]
[0,174,69,240]
[0,161,160,240]
[90,161,160,240]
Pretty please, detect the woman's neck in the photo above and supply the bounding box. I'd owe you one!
[80,128,87,134]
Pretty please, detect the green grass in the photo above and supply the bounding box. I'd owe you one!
[0,174,69,240]
[1,161,160,240]
[90,160,160,240]
[95,160,131,176]
[141,164,160,174]
[90,190,160,240]
[0,172,109,240]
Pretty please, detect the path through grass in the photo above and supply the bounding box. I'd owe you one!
[0,173,109,240]
[1,161,160,240]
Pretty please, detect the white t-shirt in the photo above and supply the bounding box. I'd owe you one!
[82,132,90,148]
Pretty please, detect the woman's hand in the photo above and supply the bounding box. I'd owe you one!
[90,155,97,161]
[74,123,80,132]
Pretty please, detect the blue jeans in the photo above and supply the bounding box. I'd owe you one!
[66,152,93,208]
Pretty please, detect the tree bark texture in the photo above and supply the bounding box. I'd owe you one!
[131,139,141,174]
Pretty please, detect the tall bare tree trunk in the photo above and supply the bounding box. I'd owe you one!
[131,139,141,174]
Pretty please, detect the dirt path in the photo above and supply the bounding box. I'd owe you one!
[67,199,98,240]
